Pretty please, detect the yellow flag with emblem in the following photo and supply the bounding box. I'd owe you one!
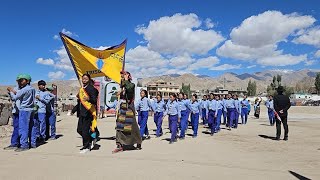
[60,33,126,84]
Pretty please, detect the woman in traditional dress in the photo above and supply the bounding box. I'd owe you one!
[254,97,262,119]
[112,71,142,153]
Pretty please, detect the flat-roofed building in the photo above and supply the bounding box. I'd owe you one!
[147,80,180,100]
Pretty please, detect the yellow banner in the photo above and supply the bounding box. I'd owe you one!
[60,33,126,84]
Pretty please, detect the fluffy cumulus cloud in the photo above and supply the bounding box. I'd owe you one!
[36,58,54,65]
[187,56,219,70]
[48,71,65,80]
[135,13,225,55]
[315,50,320,58]
[217,11,316,66]
[293,27,320,47]
[53,28,77,40]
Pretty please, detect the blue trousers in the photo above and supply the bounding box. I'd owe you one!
[191,113,199,136]
[36,113,47,139]
[48,112,56,138]
[227,108,235,128]
[223,110,227,124]
[19,110,33,149]
[241,108,248,124]
[30,113,39,147]
[208,110,216,134]
[201,109,207,124]
[268,110,275,125]
[215,109,222,131]
[234,110,240,128]
[138,111,149,137]
[154,112,163,137]
[10,113,19,147]
[179,110,188,138]
[168,115,178,142]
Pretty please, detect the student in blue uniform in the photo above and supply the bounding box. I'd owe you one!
[265,95,275,126]
[215,95,223,133]
[224,94,235,130]
[178,92,189,140]
[222,95,227,125]
[135,89,152,139]
[163,93,181,144]
[188,94,201,138]
[240,95,249,125]
[200,95,208,125]
[152,93,166,137]
[183,94,191,126]
[3,75,22,150]
[7,74,35,152]
[46,86,57,140]
[207,93,218,135]
[247,100,251,115]
[233,95,241,128]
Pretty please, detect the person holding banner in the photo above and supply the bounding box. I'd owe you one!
[77,74,98,154]
[113,71,142,153]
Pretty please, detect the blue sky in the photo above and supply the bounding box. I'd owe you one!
[1,0,320,85]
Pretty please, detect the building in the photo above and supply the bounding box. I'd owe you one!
[146,80,180,100]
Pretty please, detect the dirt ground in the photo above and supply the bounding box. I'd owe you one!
[0,106,319,180]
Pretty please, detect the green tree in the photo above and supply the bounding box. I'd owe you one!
[247,80,257,96]
[277,74,282,86]
[315,73,320,94]
[181,83,191,97]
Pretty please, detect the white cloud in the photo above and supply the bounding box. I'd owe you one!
[169,55,195,68]
[135,13,225,55]
[315,50,320,58]
[36,58,54,65]
[293,27,320,47]
[53,28,78,40]
[204,18,214,28]
[94,46,111,50]
[217,11,315,66]
[48,71,65,80]
[53,47,74,71]
[187,56,220,70]
[210,64,241,71]
[53,35,59,40]
[247,65,256,69]
[126,46,167,68]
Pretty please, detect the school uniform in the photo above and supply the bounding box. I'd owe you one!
[265,100,275,126]
[177,99,189,138]
[224,98,235,129]
[216,100,223,132]
[188,100,201,137]
[135,97,152,138]
[240,99,249,124]
[234,99,241,128]
[200,100,208,125]
[8,86,21,148]
[222,99,227,124]
[152,99,166,137]
[10,85,35,150]
[164,100,181,143]
[184,99,191,124]
[207,99,218,134]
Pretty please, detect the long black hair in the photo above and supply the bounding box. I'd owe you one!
[141,89,148,99]
[169,92,177,101]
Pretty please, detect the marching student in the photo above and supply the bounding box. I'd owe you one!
[46,86,57,140]
[152,93,166,137]
[233,95,241,129]
[163,93,181,144]
[222,95,227,125]
[207,93,218,135]
[7,74,35,152]
[183,94,191,126]
[177,92,189,139]
[188,94,201,138]
[3,75,21,150]
[215,95,223,133]
[240,95,249,125]
[135,89,153,140]
[224,94,235,130]
[200,95,208,125]
[265,95,275,126]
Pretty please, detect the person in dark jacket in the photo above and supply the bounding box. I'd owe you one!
[273,86,291,141]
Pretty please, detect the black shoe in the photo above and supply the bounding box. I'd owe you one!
[15,148,29,152]
[136,144,142,150]
[179,137,185,140]
[210,133,214,136]
[275,137,280,141]
[169,141,174,144]
[283,137,288,141]
[3,145,18,150]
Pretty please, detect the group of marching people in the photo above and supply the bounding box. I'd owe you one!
[134,91,252,144]
[4,74,56,152]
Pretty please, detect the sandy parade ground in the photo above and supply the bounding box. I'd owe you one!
[0,106,319,180]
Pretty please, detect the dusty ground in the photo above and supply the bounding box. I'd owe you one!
[0,106,319,180]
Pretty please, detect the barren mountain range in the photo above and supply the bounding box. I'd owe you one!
[0,69,318,98]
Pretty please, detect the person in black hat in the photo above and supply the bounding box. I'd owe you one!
[273,86,291,141]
